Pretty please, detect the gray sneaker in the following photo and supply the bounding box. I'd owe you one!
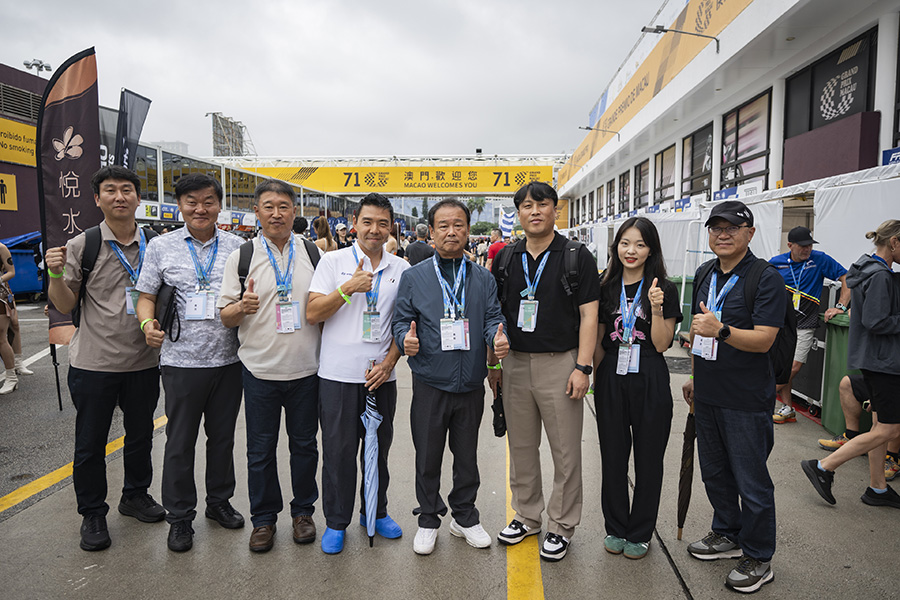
[687,531,742,560]
[726,556,774,593]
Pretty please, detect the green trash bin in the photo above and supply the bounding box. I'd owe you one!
[670,276,694,343]
[820,313,872,435]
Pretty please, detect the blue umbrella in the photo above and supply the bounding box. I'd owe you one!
[361,364,383,547]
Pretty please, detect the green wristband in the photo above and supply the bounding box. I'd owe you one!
[338,286,352,304]
[487,363,502,370]
[48,268,65,279]
[140,318,153,332]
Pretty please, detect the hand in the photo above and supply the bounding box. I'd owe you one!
[45,246,67,276]
[488,368,502,397]
[241,277,260,315]
[690,301,722,338]
[143,318,165,348]
[823,307,842,322]
[566,369,590,400]
[365,359,393,391]
[682,379,694,405]
[648,277,664,312]
[345,259,374,294]
[404,320,419,356]
[493,323,509,360]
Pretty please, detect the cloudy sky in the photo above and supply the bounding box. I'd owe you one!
[5,0,663,158]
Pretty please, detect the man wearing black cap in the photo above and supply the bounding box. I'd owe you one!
[682,200,785,593]
[768,226,850,424]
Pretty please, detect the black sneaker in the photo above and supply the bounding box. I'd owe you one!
[801,459,836,505]
[539,532,569,562]
[205,501,245,529]
[687,531,742,560]
[118,493,166,522]
[861,484,900,508]
[497,519,540,545]
[726,556,774,593]
[167,520,194,552]
[80,515,111,551]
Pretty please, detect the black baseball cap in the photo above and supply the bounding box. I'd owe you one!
[787,226,817,246]
[705,200,754,227]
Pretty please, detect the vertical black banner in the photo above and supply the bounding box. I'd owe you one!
[114,89,152,170]
[36,47,102,344]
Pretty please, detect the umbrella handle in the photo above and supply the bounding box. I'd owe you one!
[677,527,683,541]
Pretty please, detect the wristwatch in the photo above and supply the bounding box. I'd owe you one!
[716,325,731,342]
[835,303,848,312]
[574,363,593,375]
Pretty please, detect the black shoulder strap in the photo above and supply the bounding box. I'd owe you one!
[72,226,102,328]
[143,227,159,242]
[561,239,581,297]
[238,240,254,298]
[691,258,718,314]
[302,238,321,269]
[496,239,522,305]
[742,258,770,314]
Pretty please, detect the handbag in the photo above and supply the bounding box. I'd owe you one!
[154,283,181,342]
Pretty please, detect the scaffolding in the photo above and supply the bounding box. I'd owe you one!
[206,112,257,157]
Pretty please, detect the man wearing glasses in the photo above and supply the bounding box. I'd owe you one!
[681,200,785,593]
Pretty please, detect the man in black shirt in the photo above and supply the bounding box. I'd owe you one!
[491,182,600,563]
[405,224,435,266]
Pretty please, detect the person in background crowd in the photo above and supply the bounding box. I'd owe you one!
[0,241,30,394]
[315,217,338,253]
[293,216,308,237]
[335,223,352,249]
[405,223,435,266]
[485,228,506,271]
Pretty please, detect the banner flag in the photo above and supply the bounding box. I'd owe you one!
[114,89,151,170]
[500,211,516,238]
[36,47,103,345]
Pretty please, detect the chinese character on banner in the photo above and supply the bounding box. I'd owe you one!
[468,171,477,181]
[452,171,462,181]
[419,171,430,181]
[435,171,446,181]
[62,208,82,234]
[404,171,413,181]
[59,171,80,198]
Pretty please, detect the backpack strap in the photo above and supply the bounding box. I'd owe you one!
[238,240,254,298]
[691,258,718,314]
[560,239,581,298]
[741,258,771,314]
[495,239,522,305]
[302,238,321,269]
[72,226,102,328]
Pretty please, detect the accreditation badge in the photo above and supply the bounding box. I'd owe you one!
[616,343,640,375]
[185,291,208,321]
[125,286,138,315]
[691,335,718,361]
[792,292,801,311]
[517,300,539,332]
[276,301,302,333]
[440,318,470,351]
[206,292,217,320]
[362,311,381,343]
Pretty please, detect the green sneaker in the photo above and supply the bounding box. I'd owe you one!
[624,540,649,559]
[603,535,625,554]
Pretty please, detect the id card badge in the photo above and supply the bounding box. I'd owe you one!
[185,292,208,320]
[125,287,138,315]
[276,302,296,334]
[518,300,539,332]
[362,311,381,343]
[440,318,471,351]
[691,335,719,361]
[206,292,217,320]
[616,344,631,375]
[792,292,801,311]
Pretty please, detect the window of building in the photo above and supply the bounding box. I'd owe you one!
[606,179,616,216]
[595,185,604,218]
[721,90,771,190]
[634,160,650,208]
[134,145,159,202]
[654,145,675,203]
[618,172,630,213]
[587,190,594,221]
[682,123,713,198]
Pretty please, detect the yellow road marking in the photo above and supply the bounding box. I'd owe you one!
[0,415,168,514]
[506,440,544,600]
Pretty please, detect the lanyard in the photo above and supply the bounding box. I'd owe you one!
[262,234,295,300]
[707,270,739,315]
[620,279,644,344]
[788,259,808,290]
[521,252,550,300]
[186,235,219,290]
[432,254,466,319]
[352,245,384,311]
[107,228,146,286]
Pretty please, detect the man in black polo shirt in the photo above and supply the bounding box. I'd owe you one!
[405,223,434,266]
[682,200,784,594]
[491,182,600,563]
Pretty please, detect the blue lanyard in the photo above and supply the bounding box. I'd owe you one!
[520,252,550,300]
[707,270,739,315]
[262,234,295,300]
[186,235,219,290]
[107,228,146,286]
[872,254,889,267]
[619,279,644,344]
[432,254,466,319]
[788,259,808,290]
[352,245,384,311]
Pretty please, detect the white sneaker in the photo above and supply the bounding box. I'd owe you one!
[449,519,491,549]
[413,527,438,555]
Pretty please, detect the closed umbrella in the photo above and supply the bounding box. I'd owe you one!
[676,403,696,540]
[361,369,383,547]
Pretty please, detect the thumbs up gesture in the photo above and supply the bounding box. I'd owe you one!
[346,258,374,294]
[690,300,722,338]
[648,277,664,313]
[241,277,260,315]
[404,320,419,356]
[143,318,165,348]
[493,323,509,359]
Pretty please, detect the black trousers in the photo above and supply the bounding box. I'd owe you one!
[594,353,672,543]
[160,363,243,523]
[318,378,397,530]
[410,377,484,529]
[69,366,160,516]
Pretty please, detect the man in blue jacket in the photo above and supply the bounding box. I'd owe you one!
[392,198,509,556]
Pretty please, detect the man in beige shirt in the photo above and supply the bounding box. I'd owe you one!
[45,166,164,552]
[218,179,322,553]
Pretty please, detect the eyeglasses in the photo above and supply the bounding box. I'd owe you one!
[708,225,750,236]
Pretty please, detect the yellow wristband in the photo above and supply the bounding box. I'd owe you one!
[338,286,352,304]
[48,268,65,279]
[140,318,153,332]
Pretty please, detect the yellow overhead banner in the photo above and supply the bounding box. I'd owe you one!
[250,165,553,195]
[559,0,754,187]
[0,117,37,168]
[0,172,18,211]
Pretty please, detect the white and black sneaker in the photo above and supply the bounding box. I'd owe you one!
[687,531,742,560]
[497,519,540,545]
[539,532,569,562]
[726,556,774,593]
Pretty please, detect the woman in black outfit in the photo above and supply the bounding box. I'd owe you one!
[593,216,682,559]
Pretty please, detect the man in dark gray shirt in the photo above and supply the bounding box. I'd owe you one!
[404,223,435,266]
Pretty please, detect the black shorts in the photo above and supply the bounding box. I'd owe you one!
[848,373,871,404]
[861,370,900,424]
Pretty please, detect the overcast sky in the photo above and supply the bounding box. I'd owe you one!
[5,0,663,158]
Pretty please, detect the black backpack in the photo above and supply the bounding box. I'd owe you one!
[72,225,158,328]
[692,258,796,385]
[237,237,321,297]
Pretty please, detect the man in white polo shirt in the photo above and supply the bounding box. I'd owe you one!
[307,193,409,554]
[218,179,322,553]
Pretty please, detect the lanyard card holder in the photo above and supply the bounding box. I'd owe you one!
[125,286,138,316]
[440,318,470,351]
[363,311,381,343]
[616,343,640,375]
[276,301,302,334]
[518,300,539,332]
[185,291,208,320]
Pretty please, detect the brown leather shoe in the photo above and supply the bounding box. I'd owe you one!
[249,525,276,552]
[292,515,316,544]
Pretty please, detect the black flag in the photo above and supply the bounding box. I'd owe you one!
[114,89,151,170]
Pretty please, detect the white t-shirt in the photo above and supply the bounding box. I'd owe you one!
[309,242,409,384]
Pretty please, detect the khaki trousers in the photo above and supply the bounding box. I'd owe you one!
[504,349,583,538]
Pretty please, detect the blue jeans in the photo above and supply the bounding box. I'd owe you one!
[242,367,319,527]
[694,401,775,562]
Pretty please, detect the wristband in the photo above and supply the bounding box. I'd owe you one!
[689,375,694,380]
[487,363,502,370]
[48,268,65,279]
[338,286,352,304]
[140,318,153,332]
